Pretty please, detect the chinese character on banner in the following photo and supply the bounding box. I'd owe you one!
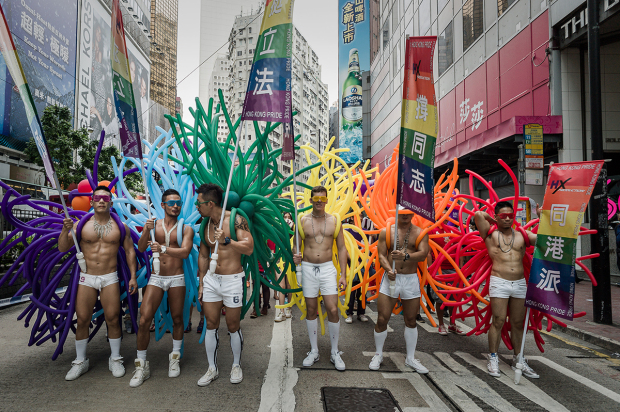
[544,236,565,260]
[536,268,561,294]
[60,45,69,63]
[471,101,483,130]
[409,168,426,194]
[33,21,45,44]
[412,132,426,160]
[254,68,274,95]
[354,0,365,22]
[550,204,569,227]
[50,36,60,57]
[459,98,470,124]
[260,28,277,56]
[415,94,428,121]
[269,0,284,17]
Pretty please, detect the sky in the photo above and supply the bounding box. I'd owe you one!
[176,0,339,121]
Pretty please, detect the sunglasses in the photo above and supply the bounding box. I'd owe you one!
[93,194,111,202]
[497,213,515,220]
[195,200,213,207]
[311,196,328,203]
[163,200,183,207]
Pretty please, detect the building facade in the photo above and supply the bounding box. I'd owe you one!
[208,54,233,142]
[175,96,183,117]
[150,0,179,114]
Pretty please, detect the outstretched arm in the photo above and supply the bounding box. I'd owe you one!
[123,224,138,294]
[377,229,395,280]
[58,218,77,253]
[474,211,495,240]
[197,240,211,300]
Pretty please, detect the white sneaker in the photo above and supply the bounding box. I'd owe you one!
[197,367,219,386]
[369,353,383,371]
[285,307,292,318]
[230,364,243,384]
[169,352,181,378]
[512,355,539,379]
[487,354,500,377]
[345,316,353,324]
[405,358,428,374]
[302,351,320,367]
[109,357,125,378]
[65,359,89,381]
[274,310,285,322]
[358,315,369,322]
[330,351,346,371]
[130,359,150,387]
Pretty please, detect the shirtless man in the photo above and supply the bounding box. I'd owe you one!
[130,189,195,387]
[293,186,348,371]
[59,185,138,380]
[474,201,539,379]
[369,206,429,373]
[195,183,254,386]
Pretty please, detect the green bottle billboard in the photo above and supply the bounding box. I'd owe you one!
[338,0,369,164]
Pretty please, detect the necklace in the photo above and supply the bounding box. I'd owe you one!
[162,219,178,247]
[395,224,412,252]
[93,216,113,239]
[311,212,326,218]
[311,214,327,244]
[206,218,216,244]
[497,228,515,253]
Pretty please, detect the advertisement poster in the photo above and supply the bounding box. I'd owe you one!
[525,160,604,320]
[396,37,437,222]
[338,0,368,164]
[75,0,149,148]
[0,0,78,151]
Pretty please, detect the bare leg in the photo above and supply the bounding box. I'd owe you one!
[508,297,526,356]
[75,285,99,341]
[401,297,420,328]
[202,301,223,330]
[375,292,398,333]
[305,297,318,320]
[99,282,122,339]
[322,294,340,323]
[168,286,186,341]
[136,285,164,350]
[488,297,508,353]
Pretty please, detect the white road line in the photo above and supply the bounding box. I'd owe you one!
[455,352,569,412]
[365,306,394,332]
[522,356,620,405]
[418,313,473,335]
[258,318,298,412]
[425,352,519,412]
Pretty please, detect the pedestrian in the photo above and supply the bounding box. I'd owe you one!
[274,212,294,322]
[251,240,275,318]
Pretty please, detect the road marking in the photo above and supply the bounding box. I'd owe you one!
[455,352,569,412]
[417,314,473,335]
[539,330,620,366]
[425,352,518,412]
[522,356,620,405]
[365,306,394,332]
[258,318,298,412]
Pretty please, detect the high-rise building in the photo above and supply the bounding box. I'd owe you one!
[175,96,183,116]
[224,10,329,185]
[208,55,232,142]
[198,0,262,104]
[329,103,339,149]
[150,0,179,114]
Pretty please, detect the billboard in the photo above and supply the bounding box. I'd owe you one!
[0,0,78,151]
[338,0,368,164]
[75,0,150,148]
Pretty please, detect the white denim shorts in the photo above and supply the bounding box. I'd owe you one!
[202,272,244,308]
[379,273,421,300]
[489,276,527,299]
[148,273,185,292]
[78,272,119,291]
[301,261,338,298]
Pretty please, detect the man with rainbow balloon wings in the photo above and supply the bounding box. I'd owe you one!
[130,189,195,387]
[293,186,349,371]
[475,201,540,379]
[196,183,254,386]
[59,185,138,381]
[369,206,430,374]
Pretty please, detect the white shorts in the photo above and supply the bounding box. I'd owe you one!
[489,276,527,299]
[301,261,338,298]
[148,274,185,292]
[379,273,421,300]
[202,272,244,308]
[79,272,119,292]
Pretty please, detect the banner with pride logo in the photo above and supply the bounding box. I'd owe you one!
[396,37,437,222]
[525,160,604,320]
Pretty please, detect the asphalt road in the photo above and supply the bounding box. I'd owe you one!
[1,298,620,412]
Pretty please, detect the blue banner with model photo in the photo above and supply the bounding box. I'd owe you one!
[338,0,369,164]
[0,0,78,151]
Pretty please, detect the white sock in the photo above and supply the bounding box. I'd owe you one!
[109,337,121,359]
[404,326,418,361]
[75,339,87,361]
[306,319,318,353]
[328,321,340,354]
[205,329,219,370]
[172,339,182,354]
[374,329,388,356]
[137,350,147,361]
[230,330,243,366]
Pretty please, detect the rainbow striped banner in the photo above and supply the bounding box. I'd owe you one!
[111,0,142,158]
[396,37,438,222]
[525,160,604,320]
[0,5,56,187]
[241,0,295,134]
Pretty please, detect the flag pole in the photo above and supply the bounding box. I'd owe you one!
[514,307,530,384]
[140,163,159,274]
[52,172,86,273]
[390,205,399,296]
[291,149,301,276]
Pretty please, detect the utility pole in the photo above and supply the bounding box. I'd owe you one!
[587,0,612,324]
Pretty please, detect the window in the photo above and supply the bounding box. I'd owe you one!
[419,0,430,35]
[239,29,244,35]
[438,0,449,13]
[249,27,252,34]
[498,0,517,16]
[249,49,253,55]
[382,18,390,50]
[239,61,243,66]
[438,21,453,76]
[463,0,484,51]
[237,51,242,56]
[249,37,253,45]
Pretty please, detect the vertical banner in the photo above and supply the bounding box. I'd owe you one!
[338,0,368,164]
[110,0,142,158]
[525,160,604,320]
[242,0,295,128]
[396,37,438,221]
[0,4,56,186]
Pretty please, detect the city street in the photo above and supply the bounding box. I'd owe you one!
[1,298,619,411]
